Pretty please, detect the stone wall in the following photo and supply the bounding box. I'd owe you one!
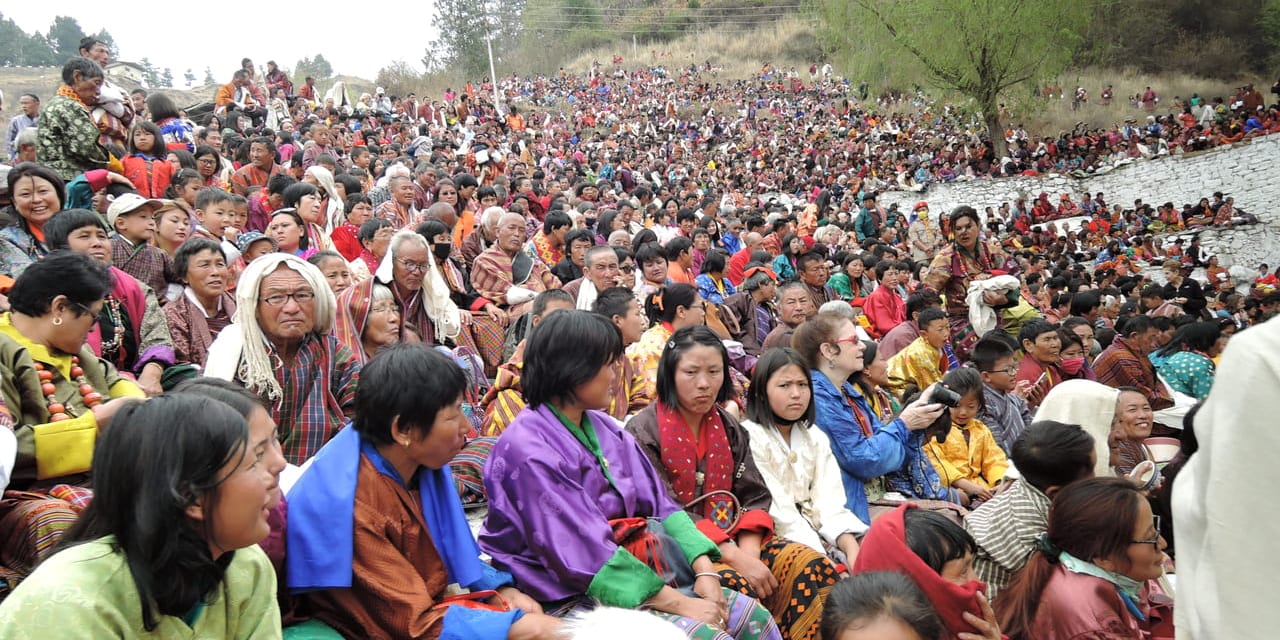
[878,135,1280,271]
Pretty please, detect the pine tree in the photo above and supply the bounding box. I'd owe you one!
[204,67,216,85]
[184,69,197,88]
[161,68,174,89]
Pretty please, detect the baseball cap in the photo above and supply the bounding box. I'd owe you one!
[106,193,166,228]
[236,230,278,254]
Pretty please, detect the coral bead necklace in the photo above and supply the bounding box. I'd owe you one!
[34,356,104,422]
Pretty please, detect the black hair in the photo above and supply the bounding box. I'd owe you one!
[656,325,735,409]
[1069,290,1100,316]
[128,120,165,157]
[336,173,363,198]
[564,228,594,251]
[173,238,226,282]
[531,289,574,318]
[820,572,944,640]
[415,219,451,244]
[916,306,947,329]
[1153,320,1221,358]
[1011,420,1096,494]
[282,182,318,209]
[145,92,182,123]
[591,286,639,321]
[44,208,107,249]
[902,507,978,574]
[59,393,251,631]
[795,250,826,274]
[168,148,196,170]
[1018,319,1059,348]
[676,209,698,224]
[269,209,310,251]
[4,162,67,216]
[8,250,112,317]
[700,250,727,275]
[358,218,393,243]
[1116,314,1154,337]
[522,310,623,408]
[745,348,816,428]
[195,187,235,211]
[940,367,984,412]
[249,135,277,156]
[266,173,296,197]
[354,343,467,445]
[950,205,981,230]
[630,229,659,254]
[906,289,942,320]
[307,250,347,270]
[644,282,699,324]
[970,336,1016,372]
[193,144,223,173]
[665,236,693,262]
[543,210,571,235]
[165,169,203,201]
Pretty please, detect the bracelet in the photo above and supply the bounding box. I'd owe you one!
[694,572,722,580]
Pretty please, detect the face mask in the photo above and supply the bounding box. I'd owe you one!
[1060,357,1086,375]
[433,242,452,261]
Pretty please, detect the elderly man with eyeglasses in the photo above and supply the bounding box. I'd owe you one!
[205,254,360,464]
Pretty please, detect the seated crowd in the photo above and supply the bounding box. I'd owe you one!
[0,43,1273,640]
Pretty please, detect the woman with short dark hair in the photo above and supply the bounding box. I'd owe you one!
[163,238,235,367]
[0,391,285,636]
[627,327,841,640]
[481,312,780,639]
[289,344,560,639]
[821,572,945,640]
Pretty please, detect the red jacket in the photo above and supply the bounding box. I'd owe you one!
[864,285,906,339]
[122,155,173,198]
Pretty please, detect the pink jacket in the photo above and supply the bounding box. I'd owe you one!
[1032,565,1174,639]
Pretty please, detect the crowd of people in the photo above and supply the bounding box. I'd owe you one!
[0,36,1275,639]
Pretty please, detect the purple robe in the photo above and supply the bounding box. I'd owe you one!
[479,405,687,603]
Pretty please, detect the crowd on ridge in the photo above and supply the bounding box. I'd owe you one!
[0,37,1275,640]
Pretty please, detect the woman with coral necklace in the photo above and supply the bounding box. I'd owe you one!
[0,251,144,598]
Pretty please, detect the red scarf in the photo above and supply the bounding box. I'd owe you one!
[655,402,734,522]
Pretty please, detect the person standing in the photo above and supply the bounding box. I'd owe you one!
[5,94,38,161]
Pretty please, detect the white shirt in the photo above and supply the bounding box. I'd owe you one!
[741,419,867,555]
[1173,315,1280,638]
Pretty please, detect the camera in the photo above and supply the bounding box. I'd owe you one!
[928,382,962,408]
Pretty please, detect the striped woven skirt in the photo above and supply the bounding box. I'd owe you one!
[715,538,840,640]
[0,486,94,597]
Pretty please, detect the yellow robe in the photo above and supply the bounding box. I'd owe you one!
[923,418,1009,490]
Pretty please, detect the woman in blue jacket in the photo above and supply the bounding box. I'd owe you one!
[791,313,945,522]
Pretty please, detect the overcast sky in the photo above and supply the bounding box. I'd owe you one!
[6,4,440,83]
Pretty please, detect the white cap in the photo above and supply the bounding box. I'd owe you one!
[106,193,165,228]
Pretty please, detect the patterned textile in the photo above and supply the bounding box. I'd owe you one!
[37,93,111,181]
[627,323,673,383]
[547,588,780,640]
[230,162,282,196]
[715,538,838,640]
[922,419,1009,491]
[259,334,360,463]
[964,478,1052,600]
[1094,337,1175,411]
[1156,350,1215,400]
[0,216,47,278]
[696,274,737,306]
[0,486,94,596]
[655,402,735,524]
[450,437,497,505]
[163,290,235,367]
[470,246,560,310]
[526,230,563,268]
[466,312,506,378]
[886,336,951,394]
[374,200,414,228]
[111,235,172,299]
[924,240,1017,360]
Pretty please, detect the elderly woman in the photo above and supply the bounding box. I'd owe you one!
[330,194,374,263]
[333,281,401,365]
[355,218,393,275]
[303,165,344,234]
[288,344,560,640]
[336,230,460,354]
[204,253,360,463]
[162,238,236,367]
[0,252,144,595]
[923,206,1018,361]
[0,163,68,278]
[37,57,113,181]
[627,328,842,640]
[45,209,175,396]
[481,311,780,640]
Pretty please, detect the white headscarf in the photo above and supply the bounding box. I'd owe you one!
[376,231,460,341]
[204,254,337,400]
[305,165,344,234]
[1033,379,1120,479]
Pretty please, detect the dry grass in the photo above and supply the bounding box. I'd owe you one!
[561,17,818,79]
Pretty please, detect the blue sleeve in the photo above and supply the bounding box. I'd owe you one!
[468,562,515,592]
[440,605,524,640]
[812,383,910,481]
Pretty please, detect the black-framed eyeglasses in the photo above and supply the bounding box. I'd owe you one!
[984,364,1019,376]
[1130,515,1161,546]
[395,258,428,273]
[260,290,316,307]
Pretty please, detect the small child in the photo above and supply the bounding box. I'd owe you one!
[924,368,1009,507]
[122,121,174,198]
[193,188,243,265]
[886,307,956,392]
[107,192,172,298]
[971,335,1033,455]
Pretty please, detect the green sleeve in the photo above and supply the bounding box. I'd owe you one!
[586,547,666,609]
[661,510,721,564]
